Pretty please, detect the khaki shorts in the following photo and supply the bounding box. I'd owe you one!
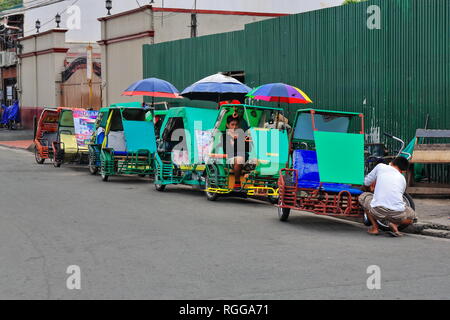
[359,192,416,224]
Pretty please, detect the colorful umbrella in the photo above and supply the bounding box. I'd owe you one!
[123,77,181,108]
[181,73,252,103]
[246,83,312,105]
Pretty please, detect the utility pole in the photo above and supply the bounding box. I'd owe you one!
[86,44,93,108]
[190,0,197,38]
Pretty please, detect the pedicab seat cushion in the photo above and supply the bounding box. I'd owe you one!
[293,149,363,195]
[296,181,363,195]
[107,131,127,154]
[112,150,150,157]
[40,132,58,146]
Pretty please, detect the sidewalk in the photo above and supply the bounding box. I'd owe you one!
[404,198,450,239]
[0,128,34,150]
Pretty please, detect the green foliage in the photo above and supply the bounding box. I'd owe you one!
[342,0,368,4]
[0,0,22,12]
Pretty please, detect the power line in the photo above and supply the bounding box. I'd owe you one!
[22,0,80,35]
[1,0,65,16]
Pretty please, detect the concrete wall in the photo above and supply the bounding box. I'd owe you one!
[18,29,69,128]
[17,0,343,42]
[98,7,154,107]
[154,12,273,43]
[99,5,289,107]
[101,37,154,107]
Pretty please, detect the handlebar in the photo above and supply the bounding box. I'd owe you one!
[383,132,406,158]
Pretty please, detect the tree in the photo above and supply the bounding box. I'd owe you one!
[342,0,368,4]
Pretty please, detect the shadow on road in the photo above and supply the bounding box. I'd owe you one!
[279,214,364,234]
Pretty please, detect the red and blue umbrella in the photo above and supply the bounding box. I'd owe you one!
[122,77,181,108]
[246,83,312,104]
[122,77,181,99]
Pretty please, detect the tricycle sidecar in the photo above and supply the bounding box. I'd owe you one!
[154,106,219,191]
[34,108,59,164]
[52,108,99,167]
[205,104,289,202]
[88,103,156,181]
[277,108,366,220]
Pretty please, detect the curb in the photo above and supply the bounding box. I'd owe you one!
[0,143,34,152]
[404,222,450,239]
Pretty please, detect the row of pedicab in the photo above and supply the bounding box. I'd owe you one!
[33,77,415,231]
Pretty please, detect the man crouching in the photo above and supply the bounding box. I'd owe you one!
[359,157,417,237]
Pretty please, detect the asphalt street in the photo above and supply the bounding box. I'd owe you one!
[0,146,449,299]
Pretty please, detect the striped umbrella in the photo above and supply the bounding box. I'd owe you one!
[122,77,181,107]
[181,73,251,103]
[246,83,312,105]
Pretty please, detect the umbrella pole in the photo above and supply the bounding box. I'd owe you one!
[152,96,155,109]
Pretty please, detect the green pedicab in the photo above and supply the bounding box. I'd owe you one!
[88,102,157,181]
[205,104,289,202]
[154,107,219,191]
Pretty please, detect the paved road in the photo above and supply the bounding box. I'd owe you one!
[0,146,449,300]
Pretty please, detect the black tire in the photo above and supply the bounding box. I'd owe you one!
[403,193,415,210]
[89,163,98,175]
[278,206,291,222]
[205,176,219,201]
[155,179,166,192]
[101,171,109,182]
[35,147,45,164]
[89,153,98,175]
[268,195,279,205]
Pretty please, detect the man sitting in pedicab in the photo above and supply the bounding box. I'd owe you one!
[222,115,250,190]
[359,157,417,237]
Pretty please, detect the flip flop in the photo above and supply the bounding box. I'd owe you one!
[387,231,403,237]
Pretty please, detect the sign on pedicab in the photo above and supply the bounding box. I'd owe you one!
[73,109,99,147]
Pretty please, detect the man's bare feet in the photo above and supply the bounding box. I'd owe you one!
[388,223,403,237]
[367,226,379,235]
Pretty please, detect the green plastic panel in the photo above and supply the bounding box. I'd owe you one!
[314,131,364,185]
[249,128,289,176]
[122,120,156,153]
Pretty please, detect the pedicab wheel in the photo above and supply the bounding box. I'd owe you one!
[34,147,45,164]
[101,172,109,182]
[268,195,279,205]
[205,177,219,201]
[88,156,98,175]
[155,183,166,192]
[89,163,98,175]
[278,206,291,222]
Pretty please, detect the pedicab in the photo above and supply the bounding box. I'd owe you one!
[52,108,99,167]
[276,108,415,230]
[154,107,219,191]
[88,102,157,181]
[34,108,60,164]
[205,104,289,202]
